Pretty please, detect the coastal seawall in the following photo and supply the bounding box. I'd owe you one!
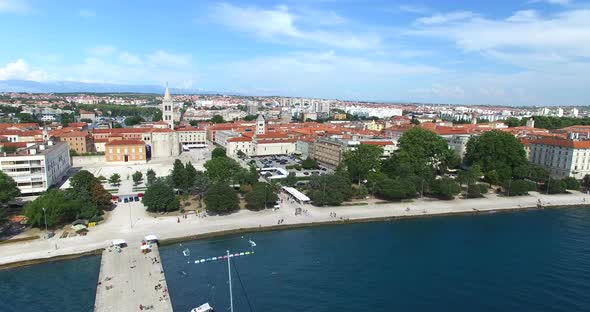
[2,191,589,270]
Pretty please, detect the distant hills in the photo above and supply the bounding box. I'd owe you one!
[0,79,227,95]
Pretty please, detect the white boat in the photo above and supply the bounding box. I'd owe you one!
[191,302,214,312]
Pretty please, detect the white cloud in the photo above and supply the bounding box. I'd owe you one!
[410,9,590,56]
[79,9,95,18]
[212,3,302,38]
[118,52,142,65]
[398,5,430,14]
[216,51,440,98]
[529,0,571,5]
[147,50,192,67]
[0,0,31,13]
[210,3,381,50]
[87,45,117,56]
[416,11,477,25]
[0,59,51,81]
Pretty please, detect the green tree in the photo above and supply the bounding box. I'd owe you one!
[204,157,243,183]
[204,183,239,214]
[153,109,162,122]
[142,181,179,212]
[108,173,121,186]
[189,120,199,127]
[465,130,528,184]
[302,157,317,170]
[90,183,112,211]
[132,171,143,186]
[70,170,97,194]
[503,117,526,128]
[562,177,581,190]
[124,116,145,126]
[430,177,461,200]
[0,171,20,204]
[343,144,383,183]
[211,147,227,159]
[583,174,590,192]
[245,182,278,211]
[191,171,211,198]
[170,159,187,190]
[308,173,352,206]
[185,162,198,191]
[466,183,484,198]
[0,145,17,154]
[503,180,531,196]
[70,170,110,211]
[544,178,567,194]
[210,115,225,123]
[283,172,297,187]
[146,169,156,187]
[369,172,416,201]
[0,172,20,222]
[396,127,454,175]
[24,190,81,228]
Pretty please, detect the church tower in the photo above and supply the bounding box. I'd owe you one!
[256,114,265,135]
[161,82,174,129]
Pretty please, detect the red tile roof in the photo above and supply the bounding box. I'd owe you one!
[105,140,146,146]
[227,137,252,142]
[257,139,297,144]
[360,140,394,146]
[530,138,590,149]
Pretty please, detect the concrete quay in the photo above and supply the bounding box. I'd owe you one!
[94,244,173,312]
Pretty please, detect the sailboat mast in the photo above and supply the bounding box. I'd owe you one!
[227,250,234,312]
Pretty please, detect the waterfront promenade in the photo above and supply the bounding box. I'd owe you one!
[94,244,173,312]
[1,191,589,268]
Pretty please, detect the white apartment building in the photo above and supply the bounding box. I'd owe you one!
[529,138,590,179]
[0,141,71,194]
[177,128,206,145]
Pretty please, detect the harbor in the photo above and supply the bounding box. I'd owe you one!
[94,238,173,312]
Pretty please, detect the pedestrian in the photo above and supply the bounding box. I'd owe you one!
[177,217,180,223]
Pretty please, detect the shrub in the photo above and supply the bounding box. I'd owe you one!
[562,177,580,190]
[503,180,530,196]
[430,177,461,200]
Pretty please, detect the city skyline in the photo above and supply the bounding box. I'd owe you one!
[1,0,590,105]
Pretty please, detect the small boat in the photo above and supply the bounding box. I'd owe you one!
[191,302,214,312]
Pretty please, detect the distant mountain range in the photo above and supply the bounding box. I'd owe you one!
[0,79,229,95]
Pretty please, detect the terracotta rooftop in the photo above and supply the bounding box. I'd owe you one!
[105,139,146,146]
[530,137,590,149]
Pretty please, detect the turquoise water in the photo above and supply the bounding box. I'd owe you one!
[1,207,590,311]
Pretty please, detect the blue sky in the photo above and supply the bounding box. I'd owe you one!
[1,0,589,105]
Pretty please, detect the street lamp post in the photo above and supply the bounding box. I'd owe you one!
[42,207,48,239]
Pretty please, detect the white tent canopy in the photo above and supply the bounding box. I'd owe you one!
[144,234,158,242]
[282,186,311,203]
[140,244,151,250]
[111,239,126,246]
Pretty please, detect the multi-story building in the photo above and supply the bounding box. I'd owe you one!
[54,130,93,154]
[79,110,97,122]
[0,141,71,194]
[529,137,590,179]
[310,137,351,168]
[105,139,147,164]
[177,127,206,145]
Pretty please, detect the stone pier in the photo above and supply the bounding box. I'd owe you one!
[94,244,173,312]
